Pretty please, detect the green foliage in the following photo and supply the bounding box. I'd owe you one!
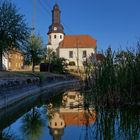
[41,47,47,63]
[46,51,68,74]
[51,56,67,74]
[25,35,44,72]
[89,44,140,107]
[0,0,30,70]
[95,107,140,140]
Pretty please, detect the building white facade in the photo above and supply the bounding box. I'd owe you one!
[48,33,64,49]
[47,4,97,67]
[2,54,8,70]
[59,47,95,66]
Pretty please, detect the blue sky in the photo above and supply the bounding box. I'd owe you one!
[13,0,140,51]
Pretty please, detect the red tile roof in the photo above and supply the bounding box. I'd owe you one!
[61,111,96,126]
[59,35,97,48]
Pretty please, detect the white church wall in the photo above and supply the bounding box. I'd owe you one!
[59,47,95,66]
[48,33,64,49]
[47,33,64,55]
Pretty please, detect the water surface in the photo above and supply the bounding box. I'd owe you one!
[0,90,139,140]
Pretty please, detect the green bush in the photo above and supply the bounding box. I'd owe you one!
[47,54,68,74]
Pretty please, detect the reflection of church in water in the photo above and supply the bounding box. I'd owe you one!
[47,91,96,140]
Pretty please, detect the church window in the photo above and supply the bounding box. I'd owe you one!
[82,50,87,58]
[60,35,62,39]
[54,35,56,39]
[55,122,57,126]
[69,51,73,58]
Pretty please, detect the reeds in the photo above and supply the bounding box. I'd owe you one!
[94,107,140,140]
[88,42,140,107]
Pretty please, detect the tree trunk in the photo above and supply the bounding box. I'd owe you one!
[32,59,35,73]
[33,107,35,118]
[0,44,3,71]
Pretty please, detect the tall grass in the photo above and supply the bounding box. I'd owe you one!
[88,42,140,107]
[94,107,140,140]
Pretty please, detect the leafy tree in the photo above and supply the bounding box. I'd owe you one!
[41,47,48,63]
[0,0,30,71]
[46,48,55,72]
[46,51,68,74]
[25,35,43,72]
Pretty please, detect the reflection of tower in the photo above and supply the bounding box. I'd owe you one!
[47,3,64,55]
[48,113,65,140]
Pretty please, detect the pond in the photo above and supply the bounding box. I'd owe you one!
[0,90,139,140]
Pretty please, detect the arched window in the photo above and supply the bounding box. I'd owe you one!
[60,35,62,39]
[54,35,56,39]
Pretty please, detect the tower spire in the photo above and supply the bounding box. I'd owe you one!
[52,3,60,24]
[47,2,64,54]
[47,3,64,34]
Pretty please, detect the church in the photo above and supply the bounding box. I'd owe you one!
[47,3,97,68]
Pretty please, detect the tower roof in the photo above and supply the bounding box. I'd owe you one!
[48,3,64,34]
[53,3,59,10]
[48,23,64,34]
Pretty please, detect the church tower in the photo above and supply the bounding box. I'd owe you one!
[47,3,64,53]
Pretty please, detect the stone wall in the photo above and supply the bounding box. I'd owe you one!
[0,77,40,93]
[0,74,79,94]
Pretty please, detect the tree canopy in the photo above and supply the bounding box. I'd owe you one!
[24,35,44,72]
[0,0,30,70]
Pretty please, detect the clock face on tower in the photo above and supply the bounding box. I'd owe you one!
[54,27,57,31]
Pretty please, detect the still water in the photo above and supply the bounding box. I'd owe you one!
[0,90,139,140]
